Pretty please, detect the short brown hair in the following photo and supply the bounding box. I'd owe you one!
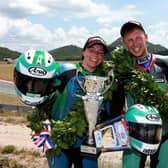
[120,20,145,37]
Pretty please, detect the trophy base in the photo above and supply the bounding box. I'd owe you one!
[80,143,101,158]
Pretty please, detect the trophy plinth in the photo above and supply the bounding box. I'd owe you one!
[80,142,101,158]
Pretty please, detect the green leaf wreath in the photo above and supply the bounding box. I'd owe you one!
[111,46,168,122]
[27,101,88,156]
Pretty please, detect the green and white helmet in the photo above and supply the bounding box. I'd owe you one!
[14,49,60,105]
[125,104,162,155]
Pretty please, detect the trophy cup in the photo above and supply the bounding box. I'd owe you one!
[78,74,114,157]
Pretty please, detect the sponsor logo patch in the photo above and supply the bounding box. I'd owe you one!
[28,67,47,76]
[145,114,159,121]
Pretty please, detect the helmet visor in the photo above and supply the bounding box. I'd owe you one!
[128,122,162,144]
[14,69,54,96]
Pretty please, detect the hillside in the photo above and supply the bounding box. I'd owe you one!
[49,45,82,60]
[0,38,168,61]
[0,47,20,61]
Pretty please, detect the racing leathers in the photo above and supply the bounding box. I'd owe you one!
[123,54,168,168]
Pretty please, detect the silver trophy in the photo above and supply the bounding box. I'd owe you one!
[77,70,114,156]
[82,76,107,145]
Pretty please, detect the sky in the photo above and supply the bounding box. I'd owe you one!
[1,0,168,52]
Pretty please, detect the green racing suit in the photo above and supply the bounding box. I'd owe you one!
[123,54,168,168]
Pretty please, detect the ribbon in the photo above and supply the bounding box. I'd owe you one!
[32,119,54,153]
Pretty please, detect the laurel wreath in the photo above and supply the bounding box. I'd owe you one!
[111,46,168,122]
[27,101,88,156]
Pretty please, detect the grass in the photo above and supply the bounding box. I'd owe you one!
[0,62,14,81]
[2,145,16,154]
[0,145,41,156]
[0,145,46,168]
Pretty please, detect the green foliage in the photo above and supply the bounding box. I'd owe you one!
[27,101,87,156]
[49,109,87,155]
[111,46,168,121]
[1,39,168,61]
[49,45,82,61]
[147,42,168,55]
[2,145,16,154]
[0,47,20,61]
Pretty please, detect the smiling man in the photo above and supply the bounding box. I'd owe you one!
[120,20,168,168]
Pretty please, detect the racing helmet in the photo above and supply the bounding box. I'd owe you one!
[14,49,60,105]
[125,104,162,155]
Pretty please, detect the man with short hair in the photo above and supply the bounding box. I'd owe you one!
[120,20,168,168]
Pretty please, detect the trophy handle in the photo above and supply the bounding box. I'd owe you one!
[76,67,115,95]
[76,67,86,92]
[102,69,115,95]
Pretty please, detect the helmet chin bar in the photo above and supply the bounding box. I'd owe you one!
[21,94,48,106]
[130,137,160,155]
[15,86,48,106]
[141,143,159,155]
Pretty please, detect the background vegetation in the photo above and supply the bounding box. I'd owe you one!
[0,37,168,61]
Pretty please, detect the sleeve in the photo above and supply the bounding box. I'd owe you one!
[99,84,125,122]
[109,84,125,118]
[155,54,168,80]
[56,62,77,93]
